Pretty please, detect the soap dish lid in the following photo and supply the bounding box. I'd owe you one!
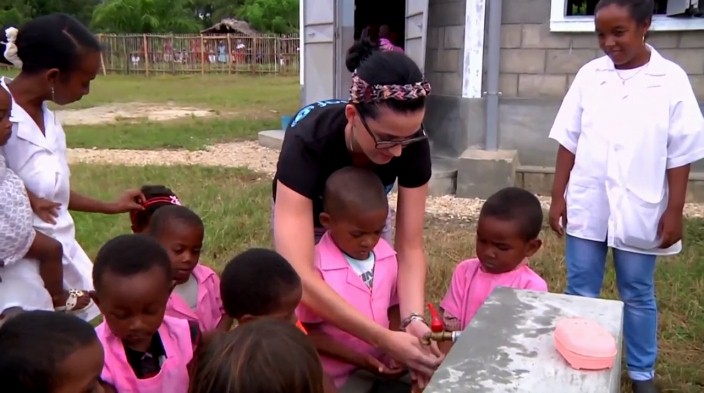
[554,317,617,357]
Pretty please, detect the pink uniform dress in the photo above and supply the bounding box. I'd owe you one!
[297,232,399,388]
[440,258,548,331]
[165,264,224,332]
[96,315,193,393]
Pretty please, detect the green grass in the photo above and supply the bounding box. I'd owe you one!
[67,117,280,150]
[70,164,704,393]
[59,74,300,150]
[72,74,300,110]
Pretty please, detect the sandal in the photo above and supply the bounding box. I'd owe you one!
[55,289,93,313]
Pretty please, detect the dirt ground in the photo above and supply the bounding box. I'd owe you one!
[57,102,214,126]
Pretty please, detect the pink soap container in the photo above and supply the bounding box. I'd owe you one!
[553,317,618,370]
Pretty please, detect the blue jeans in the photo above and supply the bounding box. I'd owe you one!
[565,235,657,382]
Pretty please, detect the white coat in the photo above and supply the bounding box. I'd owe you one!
[549,47,704,256]
[0,78,99,321]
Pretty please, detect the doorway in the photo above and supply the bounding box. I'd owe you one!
[334,0,408,98]
[354,0,406,48]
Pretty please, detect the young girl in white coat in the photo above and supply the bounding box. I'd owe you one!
[0,14,145,323]
[548,1,704,392]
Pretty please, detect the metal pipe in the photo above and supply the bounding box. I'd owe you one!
[421,330,462,345]
[484,0,503,151]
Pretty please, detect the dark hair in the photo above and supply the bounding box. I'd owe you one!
[220,248,301,319]
[323,166,388,217]
[191,319,324,393]
[0,13,101,74]
[595,0,655,25]
[345,31,425,119]
[0,311,98,393]
[131,185,180,231]
[148,205,204,238]
[93,234,172,291]
[480,187,544,241]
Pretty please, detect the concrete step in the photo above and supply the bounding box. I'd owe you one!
[257,129,285,150]
[429,156,458,196]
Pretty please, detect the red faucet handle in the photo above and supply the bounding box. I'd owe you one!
[427,303,444,332]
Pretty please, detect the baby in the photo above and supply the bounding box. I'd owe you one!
[0,86,90,314]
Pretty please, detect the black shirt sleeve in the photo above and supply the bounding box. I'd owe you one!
[275,132,322,200]
[396,138,432,189]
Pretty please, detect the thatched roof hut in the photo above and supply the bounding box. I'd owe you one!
[201,18,260,36]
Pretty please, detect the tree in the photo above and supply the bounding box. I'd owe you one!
[237,0,298,34]
[0,0,100,26]
[91,0,202,33]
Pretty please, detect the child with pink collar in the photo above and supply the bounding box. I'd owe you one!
[92,234,200,393]
[439,187,548,352]
[148,205,232,333]
[297,167,409,393]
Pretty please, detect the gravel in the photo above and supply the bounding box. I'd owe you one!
[67,142,704,219]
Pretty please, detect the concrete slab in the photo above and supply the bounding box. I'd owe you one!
[429,156,458,196]
[425,287,624,393]
[257,130,285,150]
[456,149,519,199]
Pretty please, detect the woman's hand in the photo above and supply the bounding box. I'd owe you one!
[379,326,442,386]
[548,196,567,237]
[658,208,683,248]
[404,320,443,389]
[106,189,145,214]
[28,193,61,224]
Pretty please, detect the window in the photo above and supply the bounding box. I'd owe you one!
[551,0,704,32]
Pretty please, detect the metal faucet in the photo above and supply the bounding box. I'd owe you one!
[420,303,462,345]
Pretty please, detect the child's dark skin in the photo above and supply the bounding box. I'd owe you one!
[233,282,337,393]
[53,339,106,393]
[154,220,233,331]
[438,215,542,354]
[306,205,406,380]
[93,265,171,352]
[0,88,90,310]
[475,216,542,275]
[93,265,175,393]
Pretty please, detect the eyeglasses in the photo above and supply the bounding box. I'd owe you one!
[357,113,428,150]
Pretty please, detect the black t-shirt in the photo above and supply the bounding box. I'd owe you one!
[273,100,432,228]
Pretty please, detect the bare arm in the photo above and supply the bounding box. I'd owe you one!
[215,316,234,332]
[68,190,115,214]
[666,164,690,214]
[304,323,368,367]
[394,184,429,325]
[551,145,576,199]
[274,181,387,347]
[437,309,454,355]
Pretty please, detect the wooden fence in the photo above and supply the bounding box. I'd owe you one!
[97,33,300,76]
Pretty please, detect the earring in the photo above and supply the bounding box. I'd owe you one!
[50,86,55,101]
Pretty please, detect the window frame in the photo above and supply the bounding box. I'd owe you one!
[550,0,704,32]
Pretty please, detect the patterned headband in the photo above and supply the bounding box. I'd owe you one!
[349,72,432,104]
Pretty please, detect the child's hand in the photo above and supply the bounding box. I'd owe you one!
[29,195,60,224]
[360,353,407,379]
